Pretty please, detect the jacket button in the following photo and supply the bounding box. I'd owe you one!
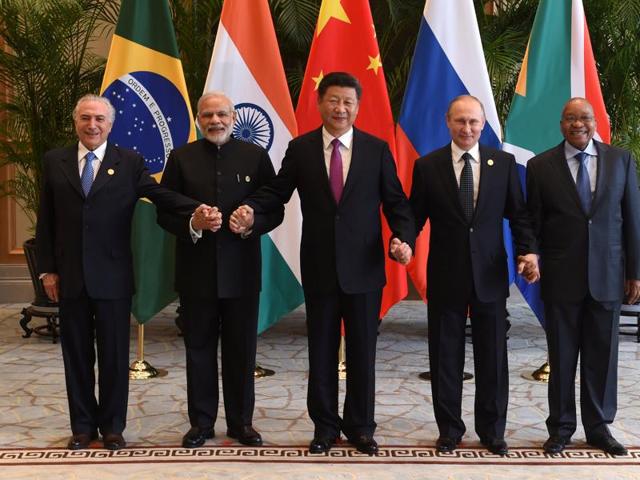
[469,227,474,233]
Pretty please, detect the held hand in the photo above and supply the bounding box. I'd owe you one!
[230,205,254,234]
[390,237,412,265]
[192,204,222,232]
[624,279,640,305]
[42,273,60,303]
[517,253,540,284]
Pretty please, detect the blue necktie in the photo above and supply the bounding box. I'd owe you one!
[459,152,474,221]
[81,151,96,197]
[575,151,591,213]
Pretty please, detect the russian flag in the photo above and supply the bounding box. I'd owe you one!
[396,0,514,302]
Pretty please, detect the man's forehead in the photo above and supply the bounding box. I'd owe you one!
[200,97,233,112]
[77,102,109,116]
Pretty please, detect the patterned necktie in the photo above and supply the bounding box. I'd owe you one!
[80,151,97,197]
[575,151,592,213]
[459,152,474,221]
[329,138,344,203]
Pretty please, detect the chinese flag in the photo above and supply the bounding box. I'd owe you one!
[296,0,406,318]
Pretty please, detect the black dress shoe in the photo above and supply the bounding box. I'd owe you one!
[349,435,378,455]
[435,436,461,453]
[481,437,509,455]
[103,433,126,450]
[587,435,628,456]
[227,425,263,446]
[309,437,336,454]
[543,435,571,454]
[67,432,98,450]
[182,426,215,448]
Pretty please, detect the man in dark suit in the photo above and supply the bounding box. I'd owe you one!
[36,94,201,450]
[157,92,283,449]
[230,72,415,455]
[410,95,539,456]
[527,97,640,456]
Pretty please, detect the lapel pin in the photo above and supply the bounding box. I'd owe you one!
[107,168,115,175]
[487,159,494,166]
[245,175,251,182]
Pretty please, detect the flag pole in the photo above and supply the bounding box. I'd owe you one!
[129,324,167,379]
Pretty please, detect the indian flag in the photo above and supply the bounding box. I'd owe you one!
[204,0,304,333]
[503,0,610,326]
[100,0,196,323]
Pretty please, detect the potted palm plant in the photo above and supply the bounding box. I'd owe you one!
[0,0,117,339]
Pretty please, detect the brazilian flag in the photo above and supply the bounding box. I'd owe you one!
[100,0,196,323]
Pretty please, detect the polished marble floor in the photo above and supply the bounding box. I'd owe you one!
[1,290,639,478]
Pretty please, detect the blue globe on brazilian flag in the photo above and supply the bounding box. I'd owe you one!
[100,0,196,323]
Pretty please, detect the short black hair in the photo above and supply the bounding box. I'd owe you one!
[318,72,362,100]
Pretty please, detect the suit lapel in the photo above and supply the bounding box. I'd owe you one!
[475,145,491,217]
[436,145,466,221]
[59,145,84,198]
[340,128,363,204]
[89,143,119,197]
[591,140,607,212]
[309,128,336,205]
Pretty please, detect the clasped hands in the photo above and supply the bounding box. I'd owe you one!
[193,204,255,236]
[517,253,540,283]
[390,238,412,265]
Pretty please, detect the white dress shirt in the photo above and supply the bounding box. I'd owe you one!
[451,141,481,207]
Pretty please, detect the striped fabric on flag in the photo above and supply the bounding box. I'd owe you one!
[503,0,610,327]
[204,0,304,333]
[396,0,512,302]
[100,0,196,323]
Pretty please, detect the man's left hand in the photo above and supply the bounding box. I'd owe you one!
[390,238,412,265]
[625,279,640,304]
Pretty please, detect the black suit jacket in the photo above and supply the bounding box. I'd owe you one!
[246,127,415,295]
[410,143,537,303]
[36,143,199,299]
[157,137,283,299]
[526,140,640,303]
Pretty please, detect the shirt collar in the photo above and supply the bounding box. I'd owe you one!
[564,139,597,160]
[78,141,107,162]
[451,141,480,163]
[322,126,353,150]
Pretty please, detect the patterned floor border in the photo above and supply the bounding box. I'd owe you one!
[1,445,639,467]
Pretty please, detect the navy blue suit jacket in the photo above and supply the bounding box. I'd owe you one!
[36,143,199,299]
[410,143,537,303]
[527,140,640,302]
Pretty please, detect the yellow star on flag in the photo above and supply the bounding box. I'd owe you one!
[367,54,383,75]
[312,70,324,90]
[317,0,351,36]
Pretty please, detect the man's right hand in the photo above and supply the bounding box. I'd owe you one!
[42,273,60,303]
[229,205,254,234]
[192,204,222,232]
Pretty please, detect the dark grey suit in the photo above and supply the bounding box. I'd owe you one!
[410,143,537,441]
[527,140,640,439]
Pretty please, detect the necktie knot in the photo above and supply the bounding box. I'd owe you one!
[86,151,97,162]
[462,152,472,164]
[575,151,588,164]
